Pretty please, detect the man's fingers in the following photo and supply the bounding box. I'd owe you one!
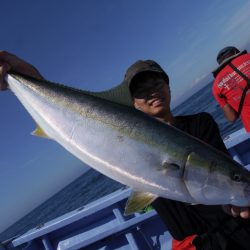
[239,207,250,219]
[0,51,43,80]
[222,205,250,219]
[230,206,240,217]
[0,62,11,90]
[231,206,250,219]
[0,50,10,60]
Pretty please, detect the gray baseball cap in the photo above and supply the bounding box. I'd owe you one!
[124,60,169,90]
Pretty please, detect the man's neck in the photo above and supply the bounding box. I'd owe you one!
[155,112,175,125]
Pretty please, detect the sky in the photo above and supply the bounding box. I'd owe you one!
[0,0,250,233]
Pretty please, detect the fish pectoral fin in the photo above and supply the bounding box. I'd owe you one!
[124,191,158,216]
[31,125,51,139]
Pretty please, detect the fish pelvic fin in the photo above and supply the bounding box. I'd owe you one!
[31,125,50,139]
[124,191,158,216]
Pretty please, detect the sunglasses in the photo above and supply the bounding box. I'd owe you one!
[132,81,166,99]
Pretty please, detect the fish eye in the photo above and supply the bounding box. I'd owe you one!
[232,172,241,182]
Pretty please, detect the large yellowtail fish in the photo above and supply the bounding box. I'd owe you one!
[5,73,250,215]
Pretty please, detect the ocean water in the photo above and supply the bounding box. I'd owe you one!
[173,81,243,138]
[0,82,244,242]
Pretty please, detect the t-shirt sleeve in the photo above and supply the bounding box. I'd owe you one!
[212,84,227,108]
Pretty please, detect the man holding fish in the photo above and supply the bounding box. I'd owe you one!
[0,51,250,249]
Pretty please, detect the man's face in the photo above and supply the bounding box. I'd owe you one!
[131,76,171,118]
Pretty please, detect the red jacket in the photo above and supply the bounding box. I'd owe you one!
[212,53,250,132]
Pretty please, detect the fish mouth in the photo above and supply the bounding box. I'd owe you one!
[244,184,250,199]
[231,183,250,206]
[231,185,250,207]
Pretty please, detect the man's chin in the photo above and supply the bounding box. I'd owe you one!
[151,108,166,117]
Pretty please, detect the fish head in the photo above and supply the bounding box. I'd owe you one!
[184,152,250,206]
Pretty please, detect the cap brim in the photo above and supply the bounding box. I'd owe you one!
[127,69,165,88]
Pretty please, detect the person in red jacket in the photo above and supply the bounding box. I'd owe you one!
[212,46,250,132]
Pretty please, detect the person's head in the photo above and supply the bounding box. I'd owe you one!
[124,60,171,119]
[212,46,247,77]
[216,46,240,65]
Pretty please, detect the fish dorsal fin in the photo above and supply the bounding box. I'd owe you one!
[31,125,51,139]
[124,191,158,215]
[86,81,133,107]
[9,72,133,107]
